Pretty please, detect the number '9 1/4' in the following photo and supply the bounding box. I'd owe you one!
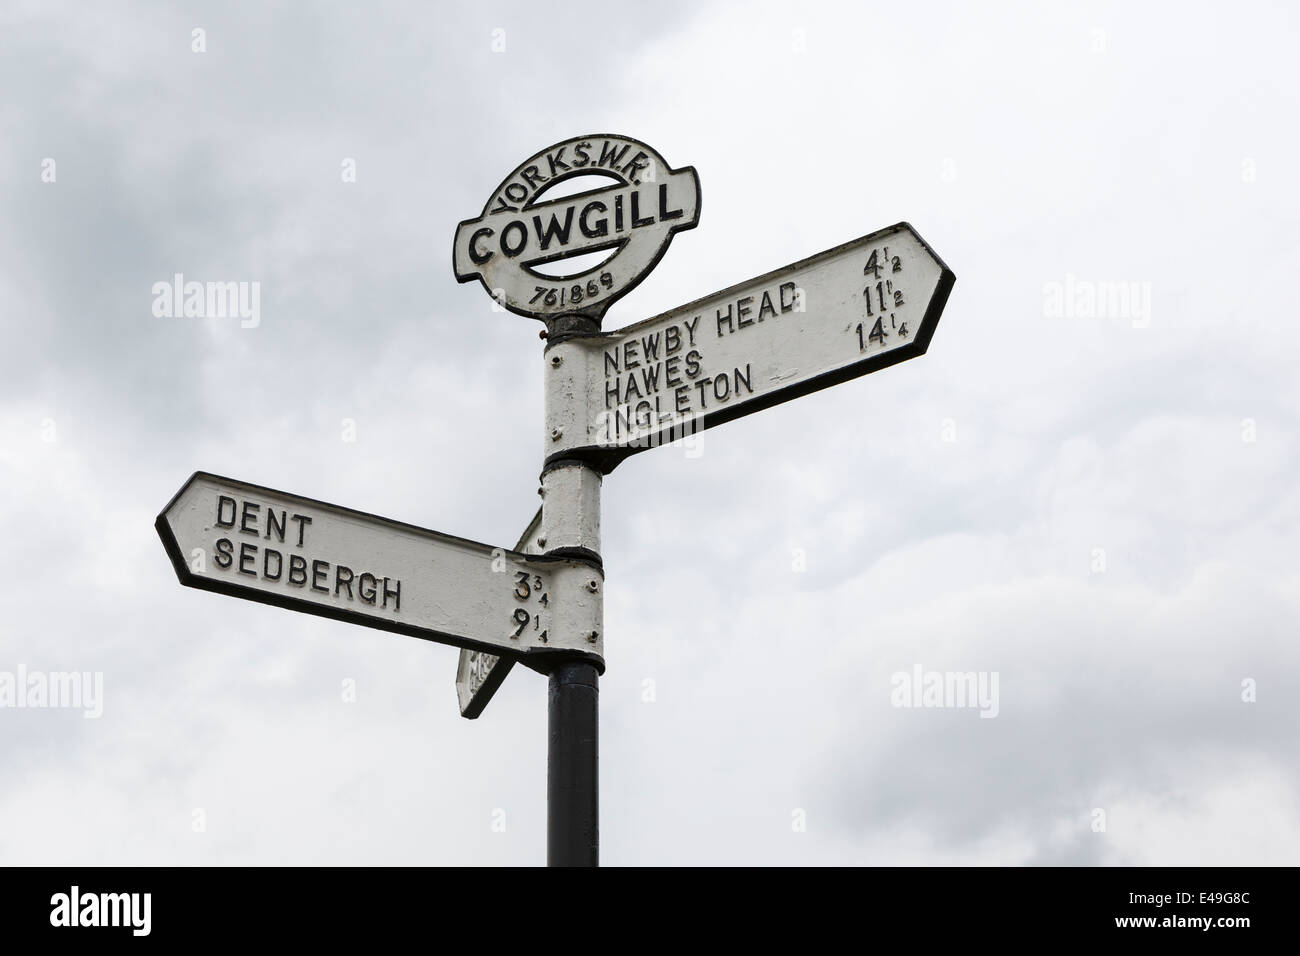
[529,271,614,308]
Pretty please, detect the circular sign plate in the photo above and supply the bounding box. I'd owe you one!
[453,134,700,324]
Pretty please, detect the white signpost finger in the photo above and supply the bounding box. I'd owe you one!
[157,473,603,665]
[545,221,954,471]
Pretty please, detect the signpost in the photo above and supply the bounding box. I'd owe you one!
[157,132,955,867]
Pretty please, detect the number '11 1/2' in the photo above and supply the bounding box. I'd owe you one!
[864,280,903,315]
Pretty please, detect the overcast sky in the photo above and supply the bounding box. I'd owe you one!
[3,0,1298,865]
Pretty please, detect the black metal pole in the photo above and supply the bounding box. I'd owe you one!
[547,661,598,866]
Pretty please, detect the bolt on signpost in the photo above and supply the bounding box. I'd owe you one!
[158,133,954,867]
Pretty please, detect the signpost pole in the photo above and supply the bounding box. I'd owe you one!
[542,316,605,867]
[548,660,598,866]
